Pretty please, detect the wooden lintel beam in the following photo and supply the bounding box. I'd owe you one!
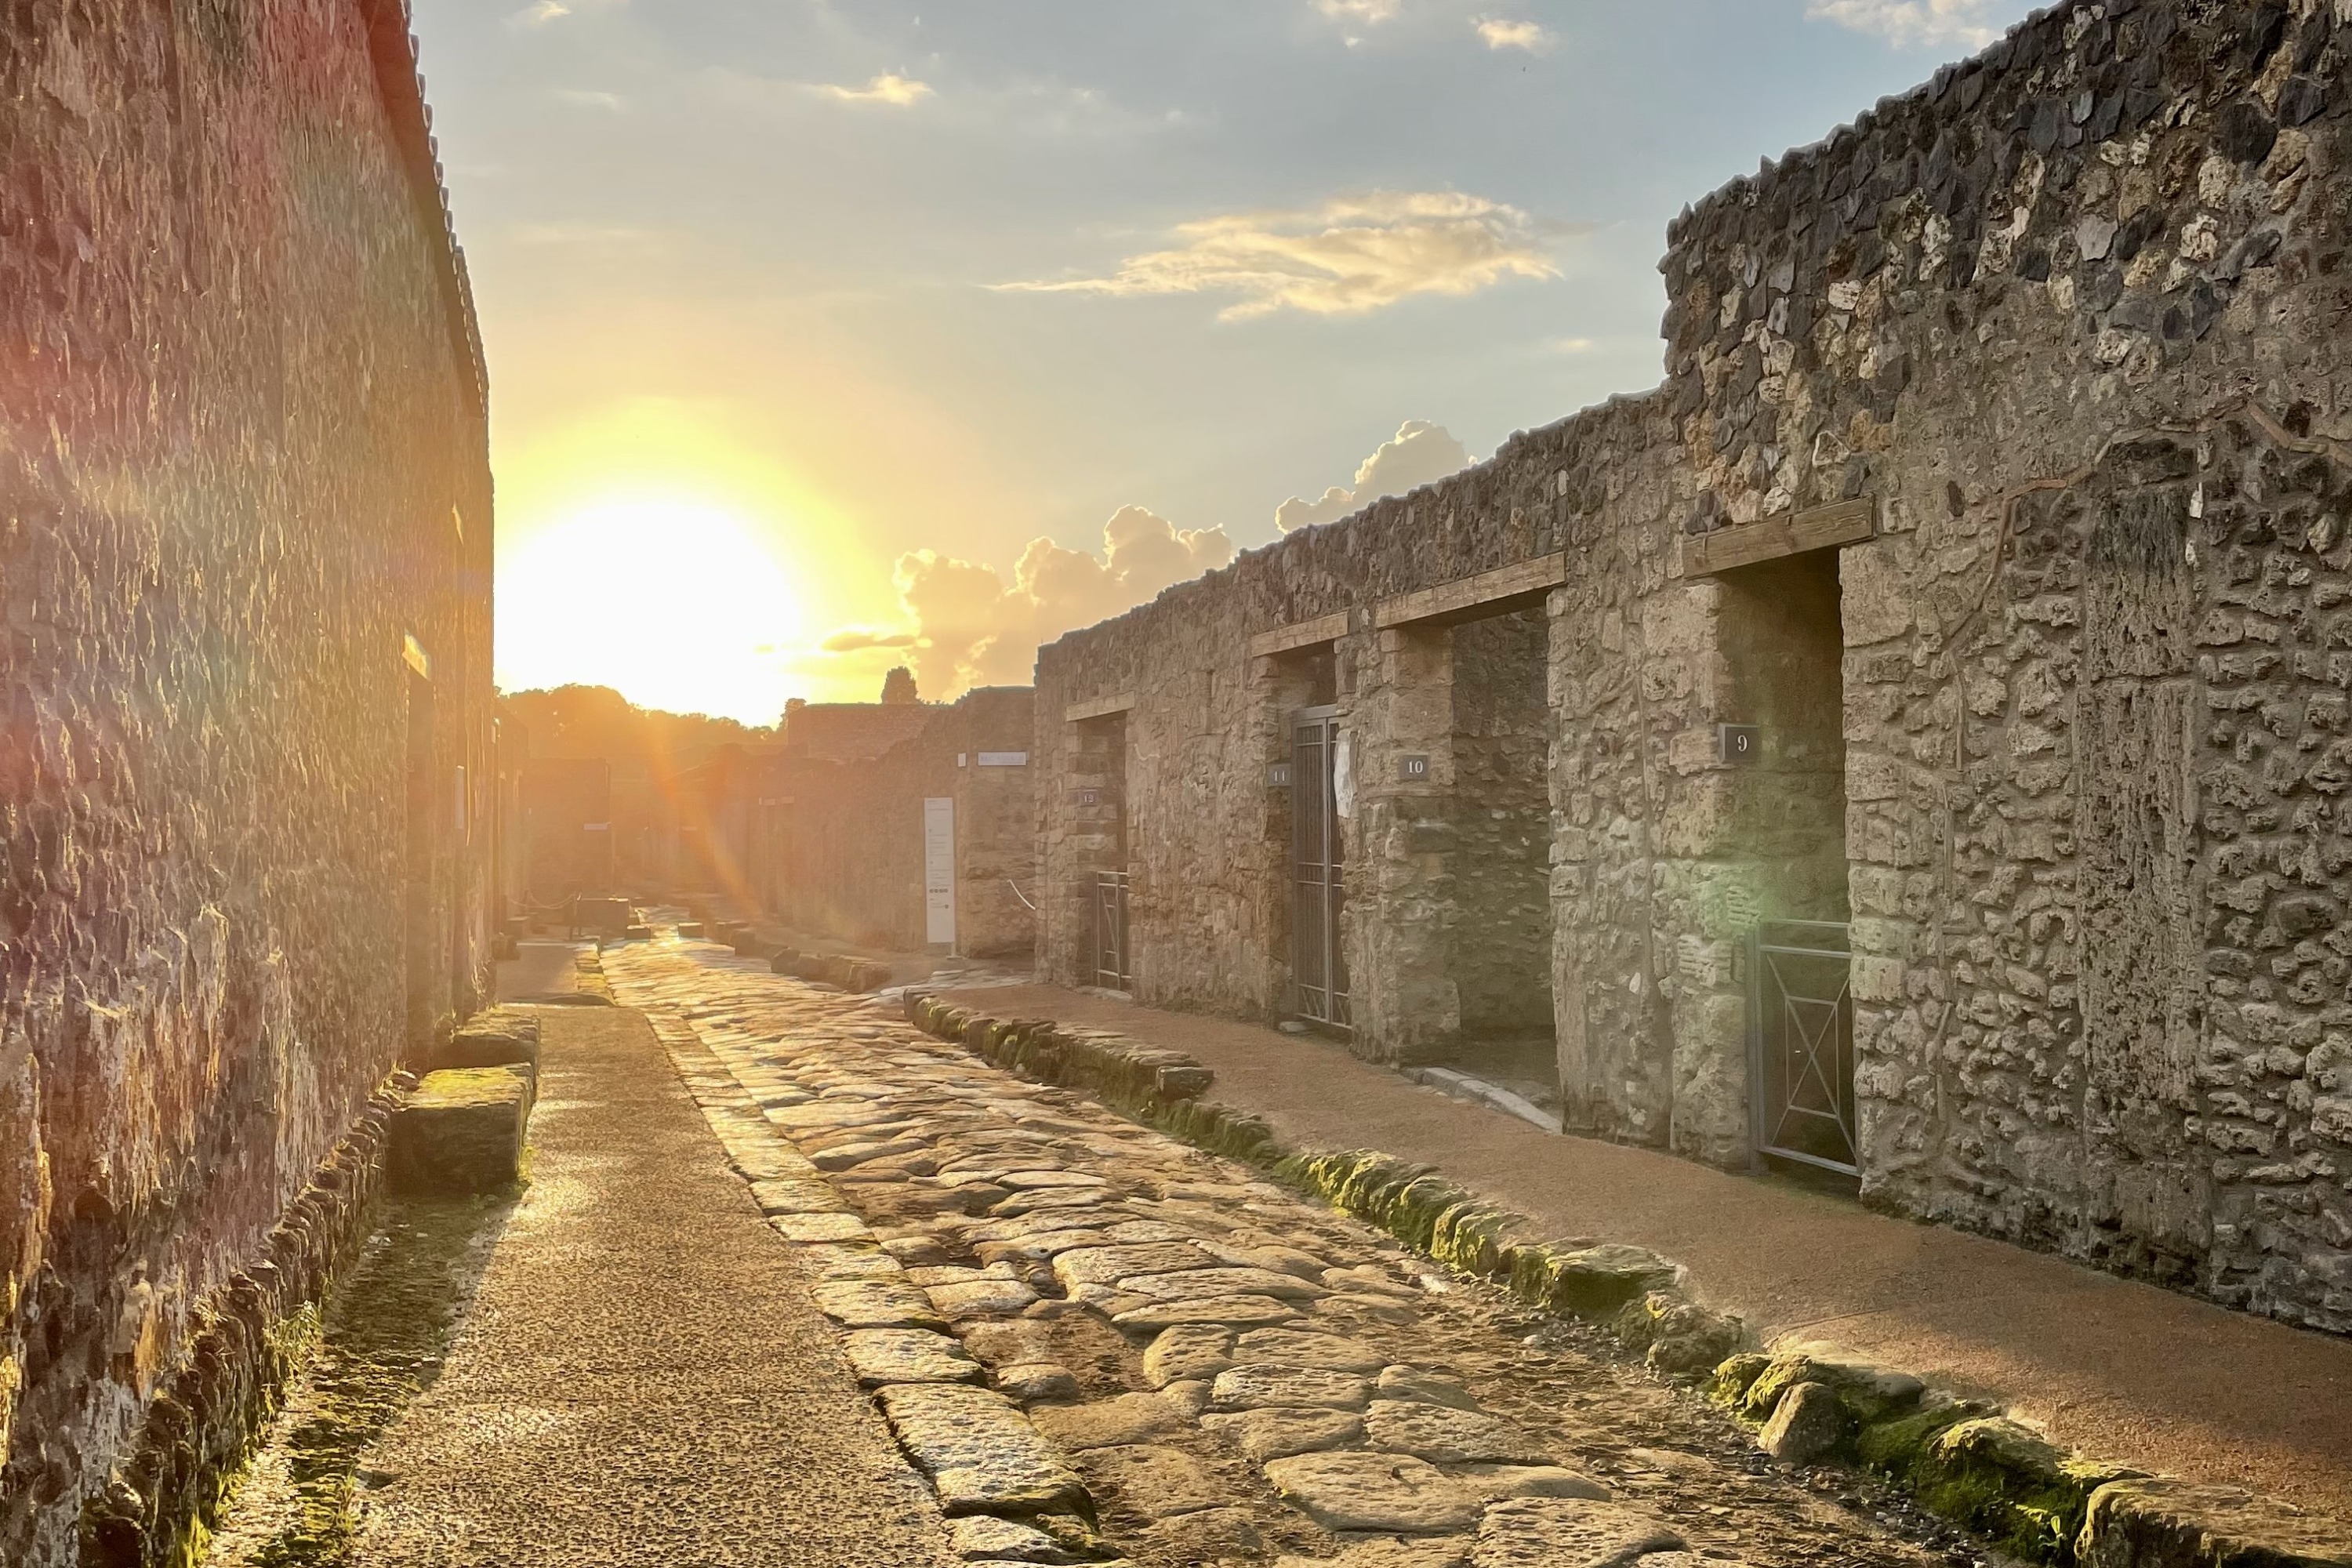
[1684,497,1877,576]
[1372,554,1567,630]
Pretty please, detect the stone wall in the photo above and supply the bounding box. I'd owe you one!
[0,2,495,1559]
[765,688,1037,958]
[1038,0,2352,1334]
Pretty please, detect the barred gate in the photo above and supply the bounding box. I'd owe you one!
[1748,920,1858,1175]
[1290,708,1348,1029]
[1091,869,1131,991]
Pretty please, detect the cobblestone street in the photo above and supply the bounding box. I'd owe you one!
[601,934,1980,1568]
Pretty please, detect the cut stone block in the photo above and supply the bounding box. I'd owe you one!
[1276,1540,1472,1568]
[1200,1406,1365,1461]
[877,1384,1091,1515]
[439,1017,542,1077]
[390,1069,528,1195]
[995,1363,1083,1403]
[1030,1393,1187,1450]
[771,1212,876,1244]
[1450,1465,1611,1503]
[1054,1243,1218,1291]
[1363,1401,1550,1465]
[1112,1295,1301,1334]
[813,1278,948,1330]
[1374,1366,1482,1409]
[749,1178,848,1215]
[1142,1326,1234,1388]
[1210,1366,1372,1412]
[1072,1443,1227,1520]
[1468,1497,1683,1566]
[1117,1266,1326,1303]
[1234,1330,1385,1374]
[1262,1450,1480,1534]
[844,1329,985,1387]
[927,1277,1041,1319]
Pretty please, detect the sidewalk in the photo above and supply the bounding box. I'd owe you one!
[348,1003,955,1566]
[942,983,2352,1521]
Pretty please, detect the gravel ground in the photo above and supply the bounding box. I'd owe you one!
[602,935,2000,1568]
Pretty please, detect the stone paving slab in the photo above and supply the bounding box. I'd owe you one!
[601,936,1991,1568]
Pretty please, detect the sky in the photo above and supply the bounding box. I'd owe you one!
[420,0,2040,723]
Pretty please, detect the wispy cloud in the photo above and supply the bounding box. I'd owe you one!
[1475,18,1554,52]
[550,88,626,111]
[1314,0,1402,22]
[997,191,1562,321]
[818,628,920,653]
[509,0,570,26]
[815,73,935,107]
[1806,0,2013,49]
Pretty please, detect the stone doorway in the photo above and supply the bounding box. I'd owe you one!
[1713,548,1853,1174]
[404,661,438,1057]
[1290,706,1348,1029]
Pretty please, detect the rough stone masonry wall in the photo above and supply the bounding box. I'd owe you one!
[1659,0,2352,1331]
[1040,0,2352,1333]
[1447,608,1555,1040]
[0,2,495,1560]
[774,689,1036,956]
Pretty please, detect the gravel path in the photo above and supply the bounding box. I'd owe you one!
[603,935,1984,1568]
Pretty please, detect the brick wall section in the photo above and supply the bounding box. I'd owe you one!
[0,2,494,1560]
[1038,0,2352,1333]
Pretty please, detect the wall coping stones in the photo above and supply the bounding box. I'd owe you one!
[908,998,2352,1568]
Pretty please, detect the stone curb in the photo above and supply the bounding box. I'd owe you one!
[906,999,2352,1568]
[78,1073,415,1568]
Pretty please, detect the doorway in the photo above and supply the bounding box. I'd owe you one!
[1717,549,1853,1174]
[1290,706,1348,1029]
[404,665,437,1056]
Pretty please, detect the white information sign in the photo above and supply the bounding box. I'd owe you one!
[924,797,957,949]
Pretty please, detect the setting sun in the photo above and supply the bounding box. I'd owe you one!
[495,498,811,723]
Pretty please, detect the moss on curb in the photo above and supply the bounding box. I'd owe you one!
[898,996,2350,1568]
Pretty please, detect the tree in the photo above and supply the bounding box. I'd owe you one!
[880,666,919,705]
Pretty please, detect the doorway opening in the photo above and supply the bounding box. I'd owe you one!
[403,666,437,1058]
[1717,549,1854,1175]
[1439,604,1555,1111]
[1075,712,1131,993]
[1290,705,1348,1030]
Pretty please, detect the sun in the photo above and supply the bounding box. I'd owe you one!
[495,496,810,723]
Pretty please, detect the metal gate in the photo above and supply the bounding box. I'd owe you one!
[1748,920,1857,1175]
[1290,709,1348,1028]
[1091,869,1131,991]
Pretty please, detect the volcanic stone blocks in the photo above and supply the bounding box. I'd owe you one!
[390,1070,530,1195]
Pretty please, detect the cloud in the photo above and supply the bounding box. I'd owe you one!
[815,73,935,107]
[997,192,1559,321]
[1314,0,1402,21]
[1275,420,1472,532]
[883,506,1236,695]
[550,88,626,111]
[1475,18,1554,51]
[819,628,920,653]
[510,0,569,25]
[1806,0,2013,49]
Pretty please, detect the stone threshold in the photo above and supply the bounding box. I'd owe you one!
[1401,1066,1559,1135]
[904,995,2352,1568]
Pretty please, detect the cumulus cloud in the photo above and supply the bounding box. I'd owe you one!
[1806,0,2013,49]
[1475,18,1553,51]
[870,506,1236,695]
[816,73,935,107]
[1275,420,1472,532]
[997,192,1559,321]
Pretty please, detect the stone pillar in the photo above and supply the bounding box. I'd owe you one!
[1341,625,1460,1064]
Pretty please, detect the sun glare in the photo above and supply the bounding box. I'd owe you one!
[496,498,811,724]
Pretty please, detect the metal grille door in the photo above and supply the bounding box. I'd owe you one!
[1748,920,1857,1174]
[1091,870,1131,991]
[1291,710,1348,1028]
